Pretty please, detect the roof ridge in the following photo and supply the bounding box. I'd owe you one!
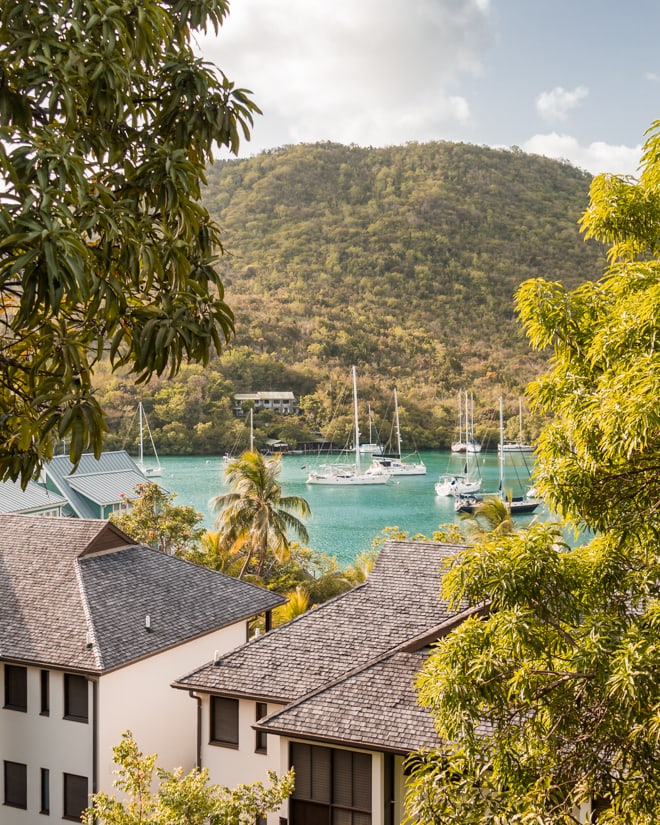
[74,559,104,670]
[256,601,481,729]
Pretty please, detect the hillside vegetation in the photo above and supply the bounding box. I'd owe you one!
[97,141,607,455]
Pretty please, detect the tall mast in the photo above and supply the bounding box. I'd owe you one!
[464,390,469,444]
[458,391,463,445]
[138,402,144,466]
[519,397,524,444]
[352,365,360,471]
[394,388,402,458]
[249,407,254,452]
[499,397,505,494]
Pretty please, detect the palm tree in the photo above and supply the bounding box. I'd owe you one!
[211,451,311,579]
[459,496,516,540]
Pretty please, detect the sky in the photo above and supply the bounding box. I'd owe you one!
[196,0,660,177]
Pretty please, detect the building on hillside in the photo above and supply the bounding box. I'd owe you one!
[40,450,156,518]
[0,479,67,517]
[232,392,299,416]
[263,438,290,454]
[174,540,477,825]
[0,514,285,825]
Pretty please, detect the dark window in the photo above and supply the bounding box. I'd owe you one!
[64,674,88,722]
[210,696,239,747]
[40,768,50,814]
[290,743,371,825]
[255,702,268,754]
[4,665,27,712]
[4,760,27,809]
[40,670,50,716]
[63,773,88,821]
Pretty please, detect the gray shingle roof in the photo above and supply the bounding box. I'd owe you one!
[176,540,464,702]
[0,514,284,673]
[258,649,438,753]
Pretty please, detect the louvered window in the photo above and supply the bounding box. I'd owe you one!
[4,761,27,809]
[289,743,371,825]
[64,673,88,722]
[210,696,239,747]
[255,702,268,753]
[4,665,27,712]
[63,773,88,821]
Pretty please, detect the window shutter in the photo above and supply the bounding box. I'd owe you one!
[311,745,331,803]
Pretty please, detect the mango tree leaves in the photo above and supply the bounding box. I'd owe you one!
[0,0,260,483]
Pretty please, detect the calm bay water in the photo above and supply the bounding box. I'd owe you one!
[157,450,544,567]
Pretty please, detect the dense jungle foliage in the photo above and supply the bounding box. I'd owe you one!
[95,141,607,456]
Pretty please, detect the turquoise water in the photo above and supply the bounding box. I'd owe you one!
[158,450,544,567]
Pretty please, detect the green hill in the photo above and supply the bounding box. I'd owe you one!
[97,141,607,454]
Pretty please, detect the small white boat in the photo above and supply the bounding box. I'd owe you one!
[435,449,481,497]
[451,390,481,453]
[136,402,162,478]
[435,474,481,497]
[498,398,535,453]
[307,367,390,486]
[307,464,389,485]
[359,405,382,454]
[370,388,426,476]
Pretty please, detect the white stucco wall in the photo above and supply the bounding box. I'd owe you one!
[0,665,93,825]
[198,694,288,824]
[96,620,248,792]
[200,714,404,825]
[200,694,285,785]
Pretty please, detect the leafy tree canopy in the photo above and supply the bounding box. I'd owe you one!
[110,483,205,555]
[211,450,311,578]
[0,0,259,485]
[83,731,293,825]
[405,121,660,824]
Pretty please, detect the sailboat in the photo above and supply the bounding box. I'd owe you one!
[136,402,162,478]
[455,398,540,515]
[306,367,390,486]
[370,388,426,475]
[435,449,481,496]
[465,392,481,453]
[499,397,535,453]
[359,405,382,454]
[451,390,481,453]
[224,408,254,463]
[450,391,466,453]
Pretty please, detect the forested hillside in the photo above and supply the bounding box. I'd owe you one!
[97,141,607,455]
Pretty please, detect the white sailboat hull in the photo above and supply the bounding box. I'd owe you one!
[371,457,427,476]
[435,475,482,497]
[359,443,382,454]
[139,464,162,478]
[306,465,389,485]
[498,442,535,453]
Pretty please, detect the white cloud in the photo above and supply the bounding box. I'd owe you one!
[536,85,589,122]
[197,0,492,155]
[522,132,642,177]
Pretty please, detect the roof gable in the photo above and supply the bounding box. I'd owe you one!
[0,514,284,673]
[43,451,151,517]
